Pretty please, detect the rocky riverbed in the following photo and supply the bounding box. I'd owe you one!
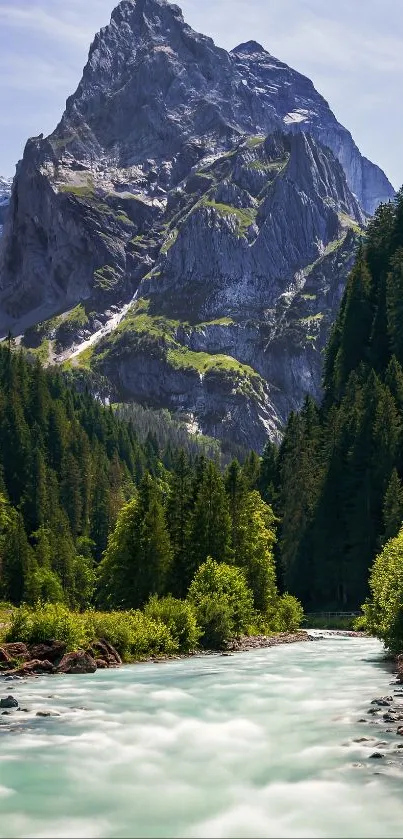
[349,654,403,770]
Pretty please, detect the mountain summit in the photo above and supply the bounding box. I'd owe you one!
[0,0,395,449]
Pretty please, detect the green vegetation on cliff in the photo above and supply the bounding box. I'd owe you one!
[73,298,266,401]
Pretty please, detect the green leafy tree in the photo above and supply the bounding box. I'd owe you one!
[188,557,254,648]
[363,526,403,653]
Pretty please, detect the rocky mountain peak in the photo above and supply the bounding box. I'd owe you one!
[232,41,268,56]
[0,0,396,449]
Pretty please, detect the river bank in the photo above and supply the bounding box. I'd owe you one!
[0,630,315,681]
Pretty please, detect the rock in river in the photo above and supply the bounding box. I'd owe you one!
[0,695,18,708]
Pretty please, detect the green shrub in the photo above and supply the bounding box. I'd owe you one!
[6,604,178,660]
[85,610,177,660]
[274,594,304,632]
[353,614,367,632]
[191,595,234,649]
[188,558,254,648]
[6,603,88,650]
[144,595,201,652]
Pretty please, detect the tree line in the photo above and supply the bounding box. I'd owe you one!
[262,189,403,617]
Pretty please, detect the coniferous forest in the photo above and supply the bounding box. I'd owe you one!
[0,341,302,652]
[267,189,403,637]
[3,192,403,653]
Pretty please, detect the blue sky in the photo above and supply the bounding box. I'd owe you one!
[0,0,401,187]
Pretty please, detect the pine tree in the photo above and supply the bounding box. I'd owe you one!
[386,248,403,364]
[258,440,279,506]
[324,251,373,402]
[383,469,403,543]
[98,474,172,609]
[0,501,32,604]
[167,450,193,598]
[187,461,232,585]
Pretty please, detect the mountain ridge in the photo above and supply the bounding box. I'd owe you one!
[0,0,395,449]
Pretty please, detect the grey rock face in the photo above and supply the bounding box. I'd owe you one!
[0,0,394,448]
[230,41,394,215]
[0,177,11,238]
[84,132,362,449]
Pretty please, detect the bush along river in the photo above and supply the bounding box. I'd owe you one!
[1,633,403,838]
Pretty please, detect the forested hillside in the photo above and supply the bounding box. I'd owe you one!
[0,344,301,649]
[269,190,403,611]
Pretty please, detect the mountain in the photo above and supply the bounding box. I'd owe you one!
[274,194,403,611]
[0,177,11,237]
[0,0,395,449]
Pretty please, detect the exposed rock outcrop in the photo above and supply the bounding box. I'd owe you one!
[0,176,11,237]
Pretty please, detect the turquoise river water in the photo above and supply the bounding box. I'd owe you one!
[1,634,403,838]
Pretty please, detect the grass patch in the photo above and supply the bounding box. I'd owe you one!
[337,212,362,235]
[111,299,180,340]
[93,265,120,290]
[302,614,361,630]
[65,344,96,371]
[58,184,95,198]
[247,156,289,173]
[30,338,53,365]
[167,345,265,396]
[160,228,179,254]
[298,313,324,324]
[192,317,234,329]
[245,136,266,148]
[201,200,257,235]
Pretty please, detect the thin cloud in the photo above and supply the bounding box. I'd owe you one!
[0,1,113,46]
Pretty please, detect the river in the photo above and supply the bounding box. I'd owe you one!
[0,635,402,838]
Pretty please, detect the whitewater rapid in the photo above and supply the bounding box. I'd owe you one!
[0,636,402,838]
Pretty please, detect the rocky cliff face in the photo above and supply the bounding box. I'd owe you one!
[0,0,394,449]
[0,177,11,238]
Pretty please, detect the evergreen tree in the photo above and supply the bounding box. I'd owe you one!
[98,474,172,609]
[187,461,232,585]
[387,248,403,364]
[167,450,193,598]
[383,469,403,544]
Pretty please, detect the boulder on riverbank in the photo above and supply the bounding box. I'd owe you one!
[29,641,67,663]
[0,637,123,678]
[56,650,97,674]
[88,639,122,667]
[7,659,55,677]
[0,642,30,662]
